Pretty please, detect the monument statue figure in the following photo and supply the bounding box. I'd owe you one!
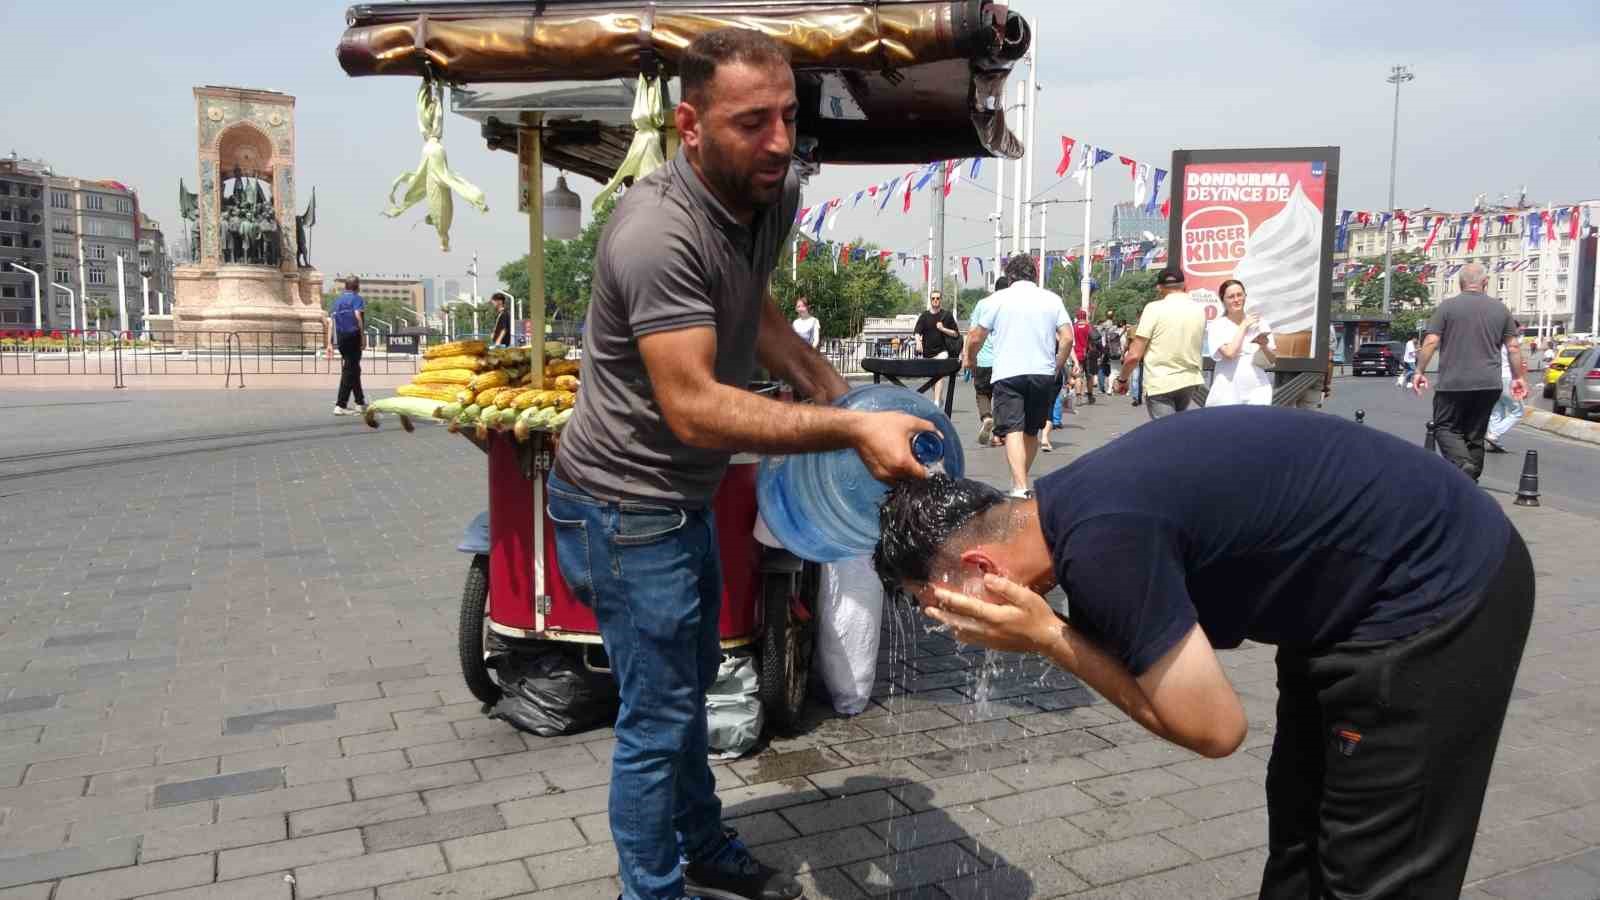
[295,188,316,267]
[175,86,323,342]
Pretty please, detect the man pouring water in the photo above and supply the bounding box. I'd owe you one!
[548,27,932,900]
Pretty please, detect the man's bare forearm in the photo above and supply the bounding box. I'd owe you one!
[1037,623,1172,745]
[664,383,866,454]
[1505,340,1526,380]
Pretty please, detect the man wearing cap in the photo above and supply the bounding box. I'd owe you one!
[1115,268,1205,418]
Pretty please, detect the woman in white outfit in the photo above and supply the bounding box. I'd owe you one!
[1205,279,1277,407]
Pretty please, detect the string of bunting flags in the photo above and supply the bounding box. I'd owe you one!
[1335,205,1591,254]
[792,133,1175,238]
[790,237,1169,285]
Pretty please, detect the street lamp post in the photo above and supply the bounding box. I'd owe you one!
[53,283,75,336]
[11,262,42,329]
[1383,64,1415,315]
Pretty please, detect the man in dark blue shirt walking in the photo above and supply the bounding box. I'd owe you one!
[874,406,1534,899]
[326,276,367,415]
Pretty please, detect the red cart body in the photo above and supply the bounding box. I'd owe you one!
[485,433,761,645]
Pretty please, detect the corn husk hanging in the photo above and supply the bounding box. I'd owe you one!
[384,77,488,251]
[593,75,670,212]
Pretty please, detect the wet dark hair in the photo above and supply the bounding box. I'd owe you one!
[994,276,1012,291]
[1217,279,1246,302]
[873,475,1007,592]
[681,28,792,109]
[1004,254,1038,283]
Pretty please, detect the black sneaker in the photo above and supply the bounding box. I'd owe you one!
[683,829,802,900]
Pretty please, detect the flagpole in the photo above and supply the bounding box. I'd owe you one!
[1022,25,1040,264]
[1590,203,1599,337]
[926,228,935,303]
[992,145,1006,287]
[932,161,947,308]
[1080,155,1093,314]
[1037,203,1048,287]
[1545,203,1555,338]
[1011,78,1025,256]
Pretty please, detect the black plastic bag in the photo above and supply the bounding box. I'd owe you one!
[488,644,618,737]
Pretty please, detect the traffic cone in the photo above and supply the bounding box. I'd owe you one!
[1514,450,1540,507]
[1424,421,1438,453]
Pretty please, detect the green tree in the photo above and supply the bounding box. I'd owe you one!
[320,291,422,334]
[1046,260,1159,327]
[769,237,919,337]
[497,196,617,329]
[1350,250,1432,310]
[1387,305,1435,341]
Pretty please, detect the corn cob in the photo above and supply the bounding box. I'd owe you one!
[467,369,512,391]
[551,390,576,411]
[511,390,542,411]
[553,375,578,392]
[470,387,498,406]
[421,355,486,373]
[544,341,570,361]
[492,387,526,407]
[395,383,460,402]
[546,359,580,378]
[411,368,477,386]
[423,339,486,360]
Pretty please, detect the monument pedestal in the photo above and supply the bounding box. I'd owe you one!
[174,264,325,346]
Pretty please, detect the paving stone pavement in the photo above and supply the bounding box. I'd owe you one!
[0,386,1596,899]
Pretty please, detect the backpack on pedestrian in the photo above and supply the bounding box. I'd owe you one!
[1104,327,1122,360]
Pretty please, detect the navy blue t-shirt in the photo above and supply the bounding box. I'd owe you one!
[1036,407,1510,676]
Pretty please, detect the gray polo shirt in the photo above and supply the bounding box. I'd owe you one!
[553,154,800,506]
[1426,292,1515,392]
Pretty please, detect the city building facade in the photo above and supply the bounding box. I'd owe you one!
[1110,201,1168,241]
[0,156,48,328]
[1334,200,1598,338]
[330,273,426,325]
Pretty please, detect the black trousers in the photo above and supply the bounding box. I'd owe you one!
[336,332,366,408]
[1432,388,1501,481]
[1260,529,1534,900]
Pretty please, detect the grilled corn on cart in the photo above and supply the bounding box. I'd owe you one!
[338,0,1032,734]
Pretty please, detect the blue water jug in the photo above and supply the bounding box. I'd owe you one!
[757,384,965,562]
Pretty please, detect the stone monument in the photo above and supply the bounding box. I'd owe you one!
[173,86,324,342]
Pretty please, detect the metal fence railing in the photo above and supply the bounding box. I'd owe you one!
[0,328,424,378]
[820,337,924,376]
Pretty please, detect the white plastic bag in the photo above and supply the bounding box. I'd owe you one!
[814,556,885,716]
[707,654,763,759]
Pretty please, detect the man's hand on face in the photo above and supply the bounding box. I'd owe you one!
[920,574,1062,655]
[851,411,936,482]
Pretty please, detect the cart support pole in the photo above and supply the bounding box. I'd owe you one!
[523,121,549,632]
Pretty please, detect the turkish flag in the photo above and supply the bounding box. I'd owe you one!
[797,241,810,263]
[1056,137,1077,177]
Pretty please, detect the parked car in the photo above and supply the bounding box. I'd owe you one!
[1543,343,1593,398]
[1552,345,1600,419]
[1352,341,1404,376]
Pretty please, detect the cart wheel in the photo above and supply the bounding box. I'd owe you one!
[759,563,816,734]
[458,554,502,705]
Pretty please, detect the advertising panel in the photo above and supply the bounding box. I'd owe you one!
[1168,148,1339,371]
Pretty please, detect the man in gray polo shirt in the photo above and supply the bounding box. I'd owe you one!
[548,28,933,900]
[1413,262,1527,480]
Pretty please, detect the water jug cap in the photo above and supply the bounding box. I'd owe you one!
[911,431,945,466]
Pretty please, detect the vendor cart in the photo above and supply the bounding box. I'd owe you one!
[455,404,819,733]
[338,0,1032,738]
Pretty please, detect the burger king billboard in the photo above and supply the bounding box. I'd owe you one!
[1167,148,1339,369]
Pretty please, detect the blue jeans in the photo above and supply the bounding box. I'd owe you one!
[546,472,725,900]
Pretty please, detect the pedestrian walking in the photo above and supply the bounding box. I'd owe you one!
[915,289,961,408]
[326,276,367,416]
[963,253,1072,497]
[547,28,932,900]
[1412,263,1527,481]
[489,290,512,347]
[1205,279,1277,407]
[1397,335,1418,388]
[967,276,1011,447]
[1115,268,1205,418]
[1486,344,1526,453]
[876,406,1534,900]
[1120,321,1143,405]
[791,295,820,350]
[1072,309,1094,403]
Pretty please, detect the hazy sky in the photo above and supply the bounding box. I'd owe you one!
[8,1,1596,295]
